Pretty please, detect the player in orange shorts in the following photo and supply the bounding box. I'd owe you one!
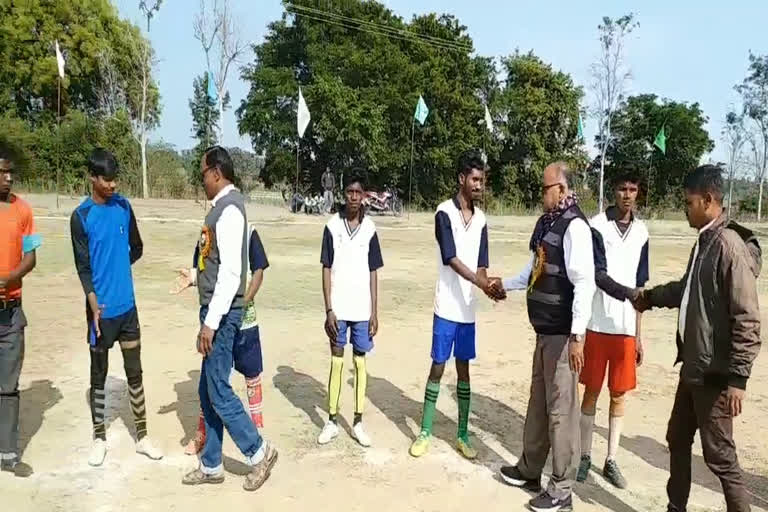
[578,173,649,489]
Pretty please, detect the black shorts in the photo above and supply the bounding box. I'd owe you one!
[86,306,141,349]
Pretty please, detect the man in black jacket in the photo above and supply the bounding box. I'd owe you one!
[633,165,761,512]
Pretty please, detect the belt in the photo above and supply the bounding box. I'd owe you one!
[0,299,21,310]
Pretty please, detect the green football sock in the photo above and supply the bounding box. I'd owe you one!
[457,380,471,442]
[420,380,440,436]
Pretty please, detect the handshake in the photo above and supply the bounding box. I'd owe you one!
[483,276,507,302]
[628,288,652,312]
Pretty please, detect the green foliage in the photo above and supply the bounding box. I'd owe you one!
[237,0,495,206]
[599,94,714,206]
[496,51,586,206]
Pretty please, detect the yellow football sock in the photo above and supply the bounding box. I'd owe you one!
[328,356,344,417]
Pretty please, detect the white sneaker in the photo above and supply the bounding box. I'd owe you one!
[317,421,339,445]
[136,437,164,460]
[351,422,371,447]
[88,439,107,467]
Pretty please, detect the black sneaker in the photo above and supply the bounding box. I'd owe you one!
[1,460,33,478]
[499,465,542,492]
[603,459,627,489]
[528,491,572,512]
[576,454,591,482]
[667,505,686,512]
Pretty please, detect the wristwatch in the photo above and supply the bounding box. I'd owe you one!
[569,334,584,343]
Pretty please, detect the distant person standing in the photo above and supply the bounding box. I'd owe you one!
[0,144,41,478]
[322,166,336,213]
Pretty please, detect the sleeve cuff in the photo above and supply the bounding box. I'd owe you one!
[22,234,42,253]
[728,375,747,390]
[203,312,221,331]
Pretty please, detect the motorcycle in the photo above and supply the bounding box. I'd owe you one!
[363,186,403,216]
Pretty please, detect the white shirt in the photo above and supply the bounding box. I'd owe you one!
[503,217,595,336]
[204,184,245,330]
[433,198,489,324]
[588,211,649,336]
[678,217,717,342]
[322,213,383,322]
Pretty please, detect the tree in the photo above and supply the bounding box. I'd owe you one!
[496,51,585,207]
[736,52,768,221]
[237,0,497,205]
[603,94,714,208]
[723,111,747,216]
[0,0,157,123]
[590,14,638,212]
[194,0,247,142]
[188,73,225,185]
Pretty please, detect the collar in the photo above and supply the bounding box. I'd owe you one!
[211,184,236,206]
[605,205,634,223]
[452,194,474,213]
[699,214,722,235]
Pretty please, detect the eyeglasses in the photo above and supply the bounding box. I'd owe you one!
[541,182,561,194]
[201,165,215,178]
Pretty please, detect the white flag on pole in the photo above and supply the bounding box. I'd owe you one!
[55,40,65,79]
[484,105,493,133]
[297,87,311,138]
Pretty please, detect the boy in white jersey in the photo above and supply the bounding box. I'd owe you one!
[409,150,504,460]
[317,171,383,447]
[577,173,649,488]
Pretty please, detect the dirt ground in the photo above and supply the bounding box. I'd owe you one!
[4,193,768,512]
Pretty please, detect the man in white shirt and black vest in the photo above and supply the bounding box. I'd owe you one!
[182,146,277,491]
[497,162,595,512]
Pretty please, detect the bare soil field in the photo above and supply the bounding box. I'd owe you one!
[4,193,768,512]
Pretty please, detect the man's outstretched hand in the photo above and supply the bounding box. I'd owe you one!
[629,288,651,312]
[170,268,194,294]
[485,277,507,301]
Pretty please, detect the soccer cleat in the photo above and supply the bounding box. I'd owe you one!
[1,460,33,478]
[456,438,477,460]
[88,439,107,467]
[499,465,542,492]
[182,468,225,486]
[136,437,164,460]
[409,432,430,458]
[576,454,591,482]
[603,459,628,489]
[528,491,573,512]
[317,421,339,445]
[351,422,372,447]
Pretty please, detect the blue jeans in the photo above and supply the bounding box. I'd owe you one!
[198,306,263,472]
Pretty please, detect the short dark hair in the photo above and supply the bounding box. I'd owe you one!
[203,145,235,183]
[612,171,641,189]
[0,141,15,169]
[345,167,367,190]
[88,148,119,178]
[683,164,724,203]
[457,149,486,178]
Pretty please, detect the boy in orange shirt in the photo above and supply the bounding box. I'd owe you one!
[0,145,41,477]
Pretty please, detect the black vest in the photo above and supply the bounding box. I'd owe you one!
[526,205,587,335]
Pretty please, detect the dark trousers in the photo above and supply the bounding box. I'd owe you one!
[667,379,750,512]
[0,306,26,463]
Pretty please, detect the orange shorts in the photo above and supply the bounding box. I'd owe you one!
[579,330,637,393]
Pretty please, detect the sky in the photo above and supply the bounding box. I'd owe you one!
[116,0,768,164]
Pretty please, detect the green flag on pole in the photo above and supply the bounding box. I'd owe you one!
[577,113,584,142]
[654,124,666,154]
[414,95,429,126]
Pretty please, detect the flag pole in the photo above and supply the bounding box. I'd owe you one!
[408,116,415,220]
[646,150,654,209]
[295,138,300,194]
[56,76,61,210]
